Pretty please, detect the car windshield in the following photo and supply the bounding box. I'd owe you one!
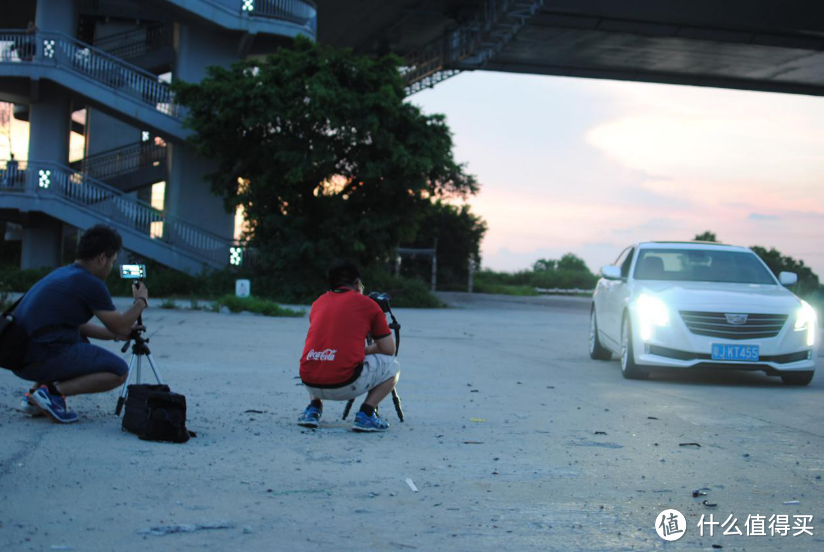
[633,249,777,284]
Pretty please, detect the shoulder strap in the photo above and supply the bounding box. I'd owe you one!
[3,293,25,317]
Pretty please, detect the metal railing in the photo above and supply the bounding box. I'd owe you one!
[404,0,544,95]
[0,160,233,268]
[244,0,317,29]
[71,141,167,182]
[93,22,172,61]
[535,287,595,296]
[0,29,181,119]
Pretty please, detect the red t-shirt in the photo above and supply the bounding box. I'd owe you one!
[299,289,391,388]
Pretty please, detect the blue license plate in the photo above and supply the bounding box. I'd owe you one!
[712,344,760,361]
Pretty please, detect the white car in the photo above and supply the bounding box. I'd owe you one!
[589,242,818,385]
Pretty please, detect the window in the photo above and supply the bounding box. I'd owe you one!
[634,249,776,284]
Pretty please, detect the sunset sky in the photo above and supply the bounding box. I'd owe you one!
[411,72,824,279]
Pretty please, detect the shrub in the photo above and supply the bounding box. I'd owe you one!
[215,295,305,317]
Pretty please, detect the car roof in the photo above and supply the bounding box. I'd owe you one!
[635,241,751,251]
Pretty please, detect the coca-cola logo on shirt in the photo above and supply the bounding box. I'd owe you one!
[306,348,337,361]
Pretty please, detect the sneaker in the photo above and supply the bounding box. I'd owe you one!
[352,411,389,432]
[18,392,44,417]
[297,405,322,428]
[29,385,78,424]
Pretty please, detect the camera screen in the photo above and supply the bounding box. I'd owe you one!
[120,264,146,279]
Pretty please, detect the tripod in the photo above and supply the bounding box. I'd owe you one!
[342,309,405,422]
[114,315,165,416]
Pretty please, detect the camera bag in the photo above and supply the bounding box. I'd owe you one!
[122,384,194,443]
[0,294,28,371]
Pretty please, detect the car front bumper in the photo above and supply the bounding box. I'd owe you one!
[629,311,817,373]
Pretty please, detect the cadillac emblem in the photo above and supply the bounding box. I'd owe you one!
[725,314,748,325]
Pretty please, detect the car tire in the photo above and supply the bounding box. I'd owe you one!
[589,308,612,360]
[621,314,648,380]
[780,371,814,386]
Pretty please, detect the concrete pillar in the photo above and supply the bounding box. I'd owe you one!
[21,0,78,269]
[21,214,62,269]
[164,23,237,241]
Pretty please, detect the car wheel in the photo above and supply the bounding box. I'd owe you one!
[589,308,612,360]
[780,371,814,386]
[621,315,648,380]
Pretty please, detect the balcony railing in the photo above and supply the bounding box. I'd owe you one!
[0,160,233,268]
[72,141,167,182]
[0,29,181,119]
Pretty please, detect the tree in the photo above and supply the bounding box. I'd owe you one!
[694,231,718,242]
[174,37,477,293]
[750,245,821,296]
[404,201,487,288]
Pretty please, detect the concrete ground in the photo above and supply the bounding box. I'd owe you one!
[0,293,822,551]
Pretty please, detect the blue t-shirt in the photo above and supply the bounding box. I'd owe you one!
[16,263,116,344]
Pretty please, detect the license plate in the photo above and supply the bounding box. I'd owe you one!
[712,344,760,361]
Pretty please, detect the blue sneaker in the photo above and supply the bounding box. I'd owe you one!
[352,411,389,432]
[29,385,78,424]
[297,405,322,428]
[19,392,44,417]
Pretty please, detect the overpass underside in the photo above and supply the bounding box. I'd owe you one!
[317,0,823,97]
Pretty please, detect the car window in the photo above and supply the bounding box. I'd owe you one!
[620,248,635,278]
[614,247,631,267]
[634,249,777,284]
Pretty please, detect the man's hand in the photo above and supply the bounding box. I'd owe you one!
[132,282,149,305]
[116,323,145,341]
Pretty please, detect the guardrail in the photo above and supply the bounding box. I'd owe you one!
[0,160,232,268]
[93,22,172,61]
[72,141,167,182]
[0,29,180,118]
[534,287,595,296]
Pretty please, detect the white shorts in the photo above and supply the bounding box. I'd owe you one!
[304,354,400,401]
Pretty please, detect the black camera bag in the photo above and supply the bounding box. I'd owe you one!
[0,295,28,371]
[122,384,193,443]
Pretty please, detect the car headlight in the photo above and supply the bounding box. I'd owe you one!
[794,300,817,347]
[636,293,670,341]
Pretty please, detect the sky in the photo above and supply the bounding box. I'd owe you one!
[409,72,824,279]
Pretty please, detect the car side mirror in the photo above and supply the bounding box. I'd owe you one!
[601,265,622,280]
[779,272,798,286]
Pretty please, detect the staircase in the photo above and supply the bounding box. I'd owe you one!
[156,0,317,36]
[0,29,187,140]
[70,141,167,193]
[92,22,174,73]
[0,160,234,273]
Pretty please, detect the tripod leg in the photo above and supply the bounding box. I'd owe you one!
[136,355,142,384]
[116,354,137,416]
[342,399,354,420]
[145,354,165,385]
[392,388,404,422]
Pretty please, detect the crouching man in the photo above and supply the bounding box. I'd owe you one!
[14,224,148,423]
[298,262,400,432]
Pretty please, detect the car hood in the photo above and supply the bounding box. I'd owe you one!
[635,281,801,313]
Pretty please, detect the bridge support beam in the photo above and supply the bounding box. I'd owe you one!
[21,214,63,269]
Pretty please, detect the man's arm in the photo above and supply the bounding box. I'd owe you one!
[79,323,118,341]
[94,301,146,337]
[366,334,395,356]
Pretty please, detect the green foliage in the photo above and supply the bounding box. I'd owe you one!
[361,267,446,308]
[215,295,305,317]
[403,201,487,289]
[173,37,478,297]
[159,299,177,309]
[694,231,719,242]
[475,253,597,295]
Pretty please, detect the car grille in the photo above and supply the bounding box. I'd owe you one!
[679,311,788,340]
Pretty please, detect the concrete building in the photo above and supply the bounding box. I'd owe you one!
[1,0,820,273]
[0,0,316,272]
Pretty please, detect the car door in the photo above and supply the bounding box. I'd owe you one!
[613,247,636,340]
[600,246,632,347]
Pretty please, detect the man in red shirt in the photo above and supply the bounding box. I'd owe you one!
[298,262,400,432]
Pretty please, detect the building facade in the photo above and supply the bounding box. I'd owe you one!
[0,0,316,272]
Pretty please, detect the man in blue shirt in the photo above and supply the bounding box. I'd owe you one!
[14,224,150,423]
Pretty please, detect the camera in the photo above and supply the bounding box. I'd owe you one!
[120,264,146,279]
[368,291,392,313]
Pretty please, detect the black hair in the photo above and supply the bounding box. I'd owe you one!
[328,261,361,290]
[76,224,122,261]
